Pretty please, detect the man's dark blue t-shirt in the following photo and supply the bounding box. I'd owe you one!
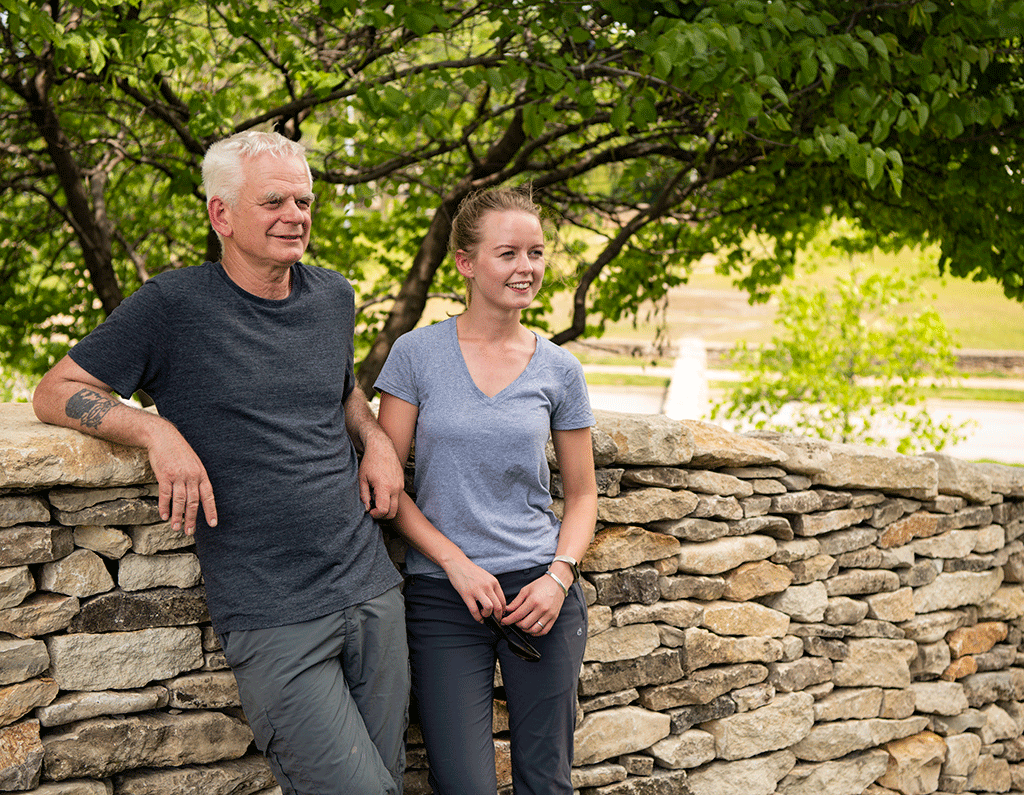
[69,261,401,632]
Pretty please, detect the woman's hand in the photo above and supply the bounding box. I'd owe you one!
[503,572,566,636]
[446,558,507,623]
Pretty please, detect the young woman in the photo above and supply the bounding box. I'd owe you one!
[374,187,598,795]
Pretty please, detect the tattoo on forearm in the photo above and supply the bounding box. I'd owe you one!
[65,389,116,429]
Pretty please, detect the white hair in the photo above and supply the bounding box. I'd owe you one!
[202,130,312,208]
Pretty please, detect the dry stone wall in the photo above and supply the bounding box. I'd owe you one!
[2,401,1023,795]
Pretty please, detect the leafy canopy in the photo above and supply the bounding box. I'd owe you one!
[3,0,1024,393]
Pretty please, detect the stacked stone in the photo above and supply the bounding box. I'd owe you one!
[3,401,1024,795]
[0,404,274,795]
[558,411,1024,795]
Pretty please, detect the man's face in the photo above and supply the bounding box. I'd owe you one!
[219,152,314,271]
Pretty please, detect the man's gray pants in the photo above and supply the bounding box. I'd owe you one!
[218,586,409,795]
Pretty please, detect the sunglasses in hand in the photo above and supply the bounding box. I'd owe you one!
[483,614,541,662]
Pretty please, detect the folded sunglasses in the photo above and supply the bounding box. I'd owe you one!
[484,615,541,662]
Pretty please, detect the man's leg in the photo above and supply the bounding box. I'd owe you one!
[219,587,409,795]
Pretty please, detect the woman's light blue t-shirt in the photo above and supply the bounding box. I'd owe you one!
[375,317,594,576]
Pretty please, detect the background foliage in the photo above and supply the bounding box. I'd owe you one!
[3,0,1024,393]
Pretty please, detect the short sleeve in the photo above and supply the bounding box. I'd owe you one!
[551,352,595,431]
[374,331,421,407]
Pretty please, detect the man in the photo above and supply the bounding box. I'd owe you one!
[33,131,409,795]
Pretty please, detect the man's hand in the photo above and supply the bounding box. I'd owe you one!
[146,422,218,535]
[357,434,405,520]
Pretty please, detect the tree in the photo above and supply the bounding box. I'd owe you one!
[711,265,975,454]
[3,0,1024,395]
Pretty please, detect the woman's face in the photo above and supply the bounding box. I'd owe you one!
[458,210,545,312]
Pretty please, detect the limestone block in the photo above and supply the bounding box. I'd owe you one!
[942,732,982,777]
[978,703,1020,744]
[912,641,951,679]
[638,663,767,710]
[36,687,169,728]
[0,593,79,638]
[832,639,918,689]
[621,466,689,490]
[913,570,1003,614]
[685,469,754,497]
[0,719,43,791]
[900,610,972,644]
[118,552,202,591]
[787,554,836,584]
[966,754,1011,793]
[74,525,132,559]
[579,648,683,698]
[864,587,915,622]
[163,671,240,710]
[647,729,716,769]
[731,682,775,712]
[947,621,1007,657]
[0,495,50,527]
[592,569,662,610]
[700,601,790,637]
[0,403,151,489]
[721,560,793,601]
[653,516,730,542]
[744,430,833,475]
[572,705,670,766]
[763,581,829,622]
[0,638,49,687]
[941,656,977,681]
[41,710,253,780]
[68,586,210,633]
[771,491,824,515]
[681,419,785,469]
[53,497,161,527]
[0,566,34,610]
[791,507,875,537]
[612,600,702,629]
[877,730,947,795]
[39,549,115,597]
[771,538,821,564]
[599,487,699,526]
[0,525,74,567]
[126,521,195,555]
[922,452,993,503]
[702,692,814,760]
[908,682,969,715]
[588,605,613,635]
[583,526,681,572]
[666,694,737,732]
[777,749,890,795]
[817,526,879,556]
[679,628,784,673]
[974,523,1006,553]
[809,442,937,499]
[48,484,154,512]
[825,568,901,596]
[113,754,276,795]
[880,513,943,548]
[978,585,1024,621]
[686,749,796,795]
[592,410,694,466]
[900,561,938,588]
[585,624,660,663]
[0,677,58,728]
[768,657,833,693]
[46,626,203,691]
[959,669,1024,707]
[570,762,627,790]
[676,535,777,576]
[791,717,929,762]
[824,596,870,625]
[812,687,884,722]
[911,529,978,559]
[691,494,744,520]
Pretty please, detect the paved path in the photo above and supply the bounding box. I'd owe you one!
[585,338,1024,466]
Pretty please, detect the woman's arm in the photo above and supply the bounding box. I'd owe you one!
[376,392,506,621]
[504,426,597,634]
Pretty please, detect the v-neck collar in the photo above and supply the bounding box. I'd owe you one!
[448,317,539,401]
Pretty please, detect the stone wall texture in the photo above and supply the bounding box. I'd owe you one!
[2,400,1023,795]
